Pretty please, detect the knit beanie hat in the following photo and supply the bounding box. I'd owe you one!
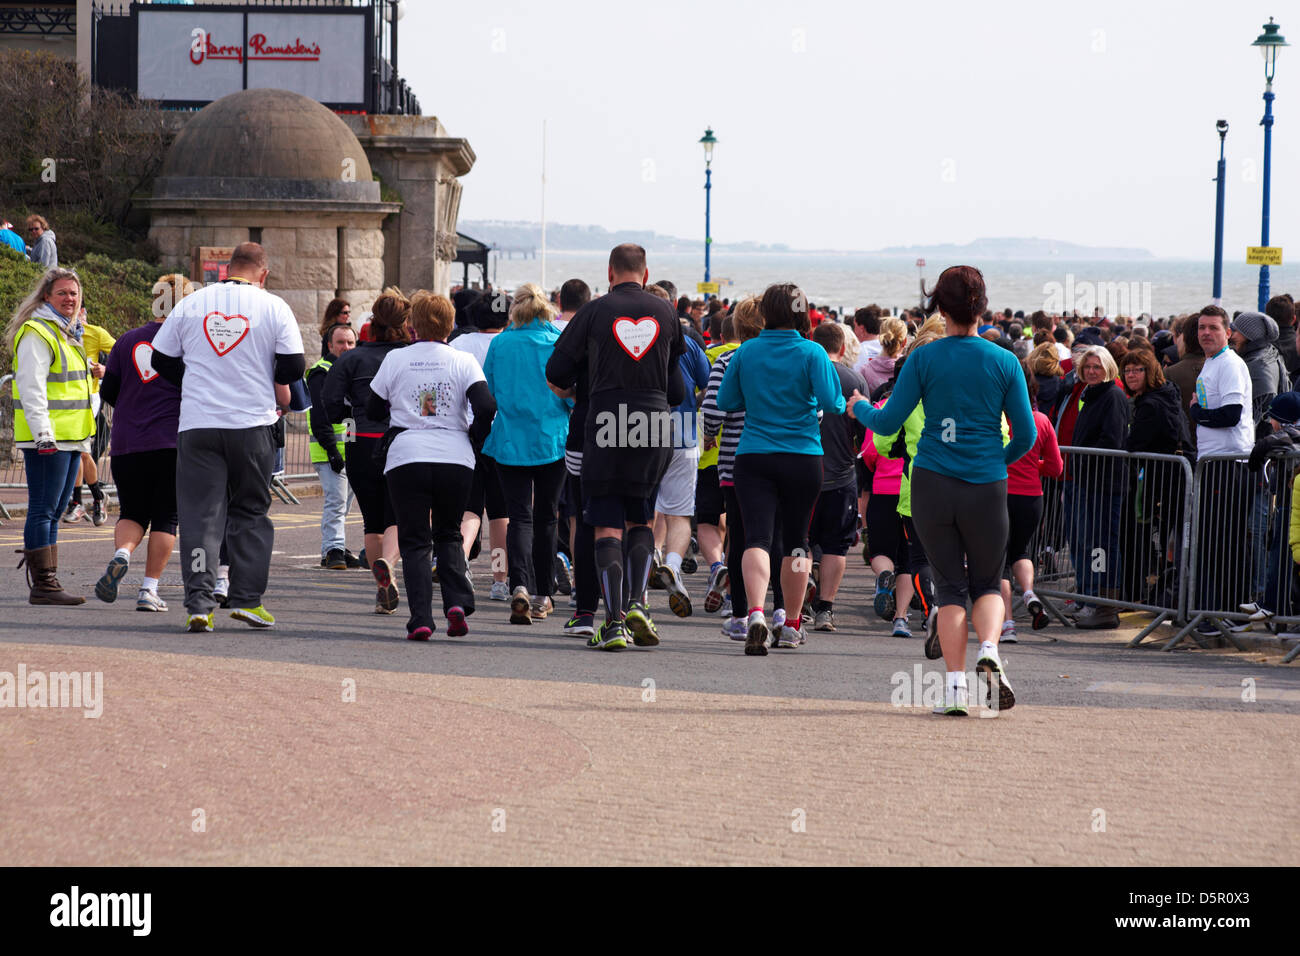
[1231,310,1279,344]
[1268,391,1300,425]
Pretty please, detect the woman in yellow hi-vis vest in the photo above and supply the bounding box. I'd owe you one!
[4,268,94,604]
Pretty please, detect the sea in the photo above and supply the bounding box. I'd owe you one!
[484,251,1291,319]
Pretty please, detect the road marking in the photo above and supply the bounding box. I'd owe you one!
[1086,681,1300,703]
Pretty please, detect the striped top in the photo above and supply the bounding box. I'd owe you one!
[701,349,745,485]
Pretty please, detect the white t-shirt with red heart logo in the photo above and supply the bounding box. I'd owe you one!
[152,279,304,432]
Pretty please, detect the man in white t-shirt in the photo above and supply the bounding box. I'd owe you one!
[151,242,305,631]
[851,306,883,380]
[1188,304,1254,630]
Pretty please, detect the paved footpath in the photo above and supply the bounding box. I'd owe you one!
[2,499,1298,865]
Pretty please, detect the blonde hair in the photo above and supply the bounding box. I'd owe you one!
[1077,344,1119,382]
[4,267,81,354]
[878,317,908,358]
[842,328,861,365]
[509,283,558,327]
[907,316,946,355]
[151,273,195,322]
[1028,342,1062,377]
[411,291,455,342]
[731,297,763,342]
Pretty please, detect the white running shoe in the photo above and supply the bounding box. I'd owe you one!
[744,610,769,656]
[975,642,1016,712]
[654,562,693,617]
[135,588,167,612]
[489,581,509,602]
[933,681,970,716]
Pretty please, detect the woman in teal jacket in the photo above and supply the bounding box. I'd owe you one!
[482,283,571,624]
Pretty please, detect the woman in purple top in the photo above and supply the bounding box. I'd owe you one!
[93,273,189,612]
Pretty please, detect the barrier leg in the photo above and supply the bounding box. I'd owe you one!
[271,477,300,506]
[0,500,9,522]
[1163,614,1202,651]
[1041,594,1073,628]
[1128,611,1170,647]
[1283,641,1299,664]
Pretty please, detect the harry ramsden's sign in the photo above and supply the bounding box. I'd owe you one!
[190,31,322,65]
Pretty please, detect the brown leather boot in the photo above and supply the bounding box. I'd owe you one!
[18,545,85,606]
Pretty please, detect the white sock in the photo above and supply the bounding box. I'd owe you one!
[1022,588,1038,606]
[980,639,998,655]
[142,576,159,593]
[666,551,683,573]
[218,564,230,578]
[114,547,131,563]
[947,670,968,689]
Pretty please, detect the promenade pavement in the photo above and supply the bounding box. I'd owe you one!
[2,497,1297,866]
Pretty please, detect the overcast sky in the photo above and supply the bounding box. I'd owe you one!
[402,1,1297,260]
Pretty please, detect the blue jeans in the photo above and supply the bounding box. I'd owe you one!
[22,449,80,549]
[314,461,354,555]
[1070,480,1123,600]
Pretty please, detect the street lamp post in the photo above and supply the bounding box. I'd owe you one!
[1213,119,1228,305]
[1252,17,1288,310]
[699,127,717,298]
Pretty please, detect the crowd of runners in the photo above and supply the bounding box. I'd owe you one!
[10,241,1300,715]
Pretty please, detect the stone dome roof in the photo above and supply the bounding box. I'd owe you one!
[155,88,379,202]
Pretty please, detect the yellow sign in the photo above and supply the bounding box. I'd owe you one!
[1247,246,1283,266]
[697,282,720,294]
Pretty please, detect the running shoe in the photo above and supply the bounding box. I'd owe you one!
[372,558,399,614]
[681,551,698,575]
[214,577,230,609]
[63,502,87,523]
[719,595,732,618]
[95,555,130,603]
[703,564,729,614]
[654,563,693,617]
[446,606,469,637]
[591,619,628,651]
[924,606,942,660]
[489,580,509,602]
[344,549,363,569]
[231,605,275,628]
[892,616,912,638]
[804,576,817,611]
[510,585,532,625]
[1239,601,1275,622]
[324,548,347,570]
[1025,593,1049,630]
[624,602,660,646]
[722,616,747,641]
[873,569,896,621]
[407,626,433,642]
[933,682,969,716]
[813,608,837,631]
[776,625,803,649]
[770,608,787,636]
[1062,598,1082,616]
[650,548,666,589]
[530,596,553,621]
[136,588,167,612]
[553,553,572,596]
[744,610,770,656]
[563,613,596,637]
[185,612,213,633]
[357,547,370,570]
[1001,620,1018,644]
[91,498,107,527]
[975,642,1016,711]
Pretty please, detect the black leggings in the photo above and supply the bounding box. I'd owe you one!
[497,458,566,597]
[1004,493,1043,576]
[732,453,822,558]
[111,448,179,536]
[386,461,475,631]
[909,466,1009,608]
[346,436,395,535]
[722,484,785,614]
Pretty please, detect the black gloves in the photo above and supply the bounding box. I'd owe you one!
[327,447,346,474]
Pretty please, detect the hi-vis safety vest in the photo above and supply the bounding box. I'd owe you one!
[305,357,346,463]
[12,319,93,443]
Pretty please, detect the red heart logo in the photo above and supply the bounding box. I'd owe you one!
[132,341,158,383]
[203,310,250,356]
[612,316,660,361]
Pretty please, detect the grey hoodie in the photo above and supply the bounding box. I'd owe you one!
[28,228,57,268]
[1234,310,1290,432]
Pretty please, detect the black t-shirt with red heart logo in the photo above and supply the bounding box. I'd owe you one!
[547,282,684,497]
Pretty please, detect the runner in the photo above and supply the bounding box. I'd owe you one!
[850,266,1035,714]
[697,313,739,615]
[305,323,359,570]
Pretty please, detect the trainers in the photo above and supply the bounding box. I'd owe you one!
[873,569,896,620]
[230,605,275,628]
[185,612,213,633]
[489,580,509,602]
[933,682,970,716]
[91,498,107,527]
[1239,601,1275,622]
[63,503,87,523]
[563,613,596,637]
[95,555,130,603]
[654,563,692,618]
[1025,594,1049,630]
[803,576,817,612]
[372,558,399,614]
[344,549,363,569]
[357,547,370,570]
[407,625,433,642]
[893,616,912,638]
[1195,618,1225,637]
[590,619,628,651]
[719,595,732,618]
[975,643,1016,711]
[776,625,803,649]
[650,548,666,589]
[510,585,532,625]
[1001,620,1018,644]
[813,608,837,631]
[553,553,572,595]
[446,606,469,637]
[530,596,553,621]
[681,551,698,575]
[135,588,167,612]
[722,616,748,641]
[324,548,347,570]
[213,577,230,609]
[624,602,660,646]
[924,606,942,660]
[703,564,729,614]
[771,608,787,634]
[744,610,770,656]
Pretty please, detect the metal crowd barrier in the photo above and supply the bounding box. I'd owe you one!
[1032,446,1194,645]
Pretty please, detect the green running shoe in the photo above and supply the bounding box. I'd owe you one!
[186,612,214,633]
[590,619,628,651]
[624,602,660,646]
[230,605,275,628]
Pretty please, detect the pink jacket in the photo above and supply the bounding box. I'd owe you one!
[861,401,903,495]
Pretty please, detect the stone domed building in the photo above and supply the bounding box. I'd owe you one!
[144,87,399,348]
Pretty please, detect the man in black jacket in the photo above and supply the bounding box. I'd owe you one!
[306,324,360,570]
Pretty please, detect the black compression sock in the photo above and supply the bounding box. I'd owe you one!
[89,481,105,502]
[625,526,655,609]
[71,485,83,505]
[813,598,833,614]
[595,536,624,624]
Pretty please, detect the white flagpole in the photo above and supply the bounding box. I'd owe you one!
[540,119,547,291]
